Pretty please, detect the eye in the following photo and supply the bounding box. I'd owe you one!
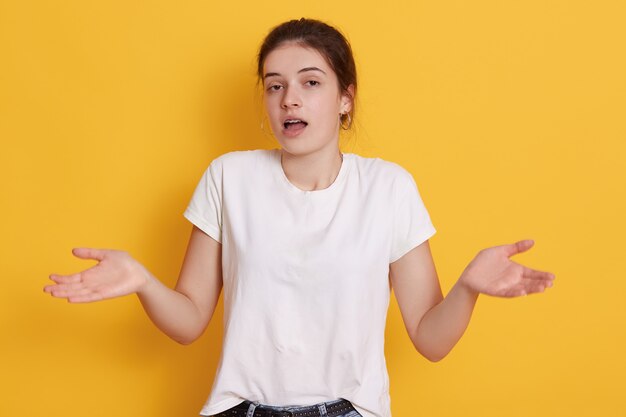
[267,84,283,92]
[306,80,320,87]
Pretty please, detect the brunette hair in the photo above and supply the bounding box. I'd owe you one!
[257,18,357,129]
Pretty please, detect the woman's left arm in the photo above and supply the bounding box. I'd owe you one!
[389,239,555,362]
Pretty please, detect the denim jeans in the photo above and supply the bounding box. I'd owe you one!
[209,398,363,417]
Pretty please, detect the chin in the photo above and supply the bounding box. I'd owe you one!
[277,144,313,157]
[276,137,339,156]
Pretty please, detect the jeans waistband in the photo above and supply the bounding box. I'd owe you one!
[228,398,356,417]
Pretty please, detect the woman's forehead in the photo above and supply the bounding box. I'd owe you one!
[263,43,332,76]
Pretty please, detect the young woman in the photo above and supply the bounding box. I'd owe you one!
[44,18,555,417]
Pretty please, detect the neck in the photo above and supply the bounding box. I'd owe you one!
[280,147,344,192]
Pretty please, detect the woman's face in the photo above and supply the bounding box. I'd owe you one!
[262,43,353,157]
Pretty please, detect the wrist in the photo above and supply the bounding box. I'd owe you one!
[455,275,480,299]
[135,264,157,296]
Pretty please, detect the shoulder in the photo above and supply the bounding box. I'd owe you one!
[348,153,416,189]
[204,149,275,179]
[210,148,274,168]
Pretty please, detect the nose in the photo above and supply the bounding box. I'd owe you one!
[280,86,301,109]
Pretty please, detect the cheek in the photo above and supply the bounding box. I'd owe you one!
[262,95,273,112]
[263,98,279,119]
[315,92,342,118]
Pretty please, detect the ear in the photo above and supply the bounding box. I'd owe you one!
[340,84,355,114]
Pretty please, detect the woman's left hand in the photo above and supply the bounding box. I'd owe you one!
[458,239,555,297]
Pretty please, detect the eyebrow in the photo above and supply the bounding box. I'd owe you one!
[263,66,327,80]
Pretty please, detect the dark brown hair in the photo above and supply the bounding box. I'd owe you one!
[257,18,357,128]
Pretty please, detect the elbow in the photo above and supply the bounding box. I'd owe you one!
[170,318,209,345]
[412,326,453,362]
[417,347,448,363]
[423,351,447,363]
[414,340,450,363]
[174,337,195,346]
[171,329,203,346]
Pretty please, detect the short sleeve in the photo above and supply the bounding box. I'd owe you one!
[183,160,223,243]
[389,170,436,263]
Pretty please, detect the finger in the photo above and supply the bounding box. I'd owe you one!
[49,273,82,284]
[524,281,550,295]
[44,283,59,293]
[522,266,556,281]
[47,281,89,295]
[68,292,105,303]
[503,239,535,257]
[503,285,534,298]
[72,247,107,261]
[496,278,552,297]
[501,284,528,298]
[48,286,94,299]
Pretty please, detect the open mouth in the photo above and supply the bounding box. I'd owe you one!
[283,119,308,130]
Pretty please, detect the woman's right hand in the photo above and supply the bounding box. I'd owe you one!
[44,248,152,303]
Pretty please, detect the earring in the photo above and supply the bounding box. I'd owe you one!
[340,112,352,130]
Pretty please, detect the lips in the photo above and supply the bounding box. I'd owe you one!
[283,118,308,130]
[281,118,308,138]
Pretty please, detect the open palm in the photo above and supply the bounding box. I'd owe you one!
[459,240,555,297]
[44,248,149,303]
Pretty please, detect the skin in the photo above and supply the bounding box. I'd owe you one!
[262,42,354,191]
[44,44,556,360]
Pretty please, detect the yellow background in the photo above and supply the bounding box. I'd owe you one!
[1,0,624,416]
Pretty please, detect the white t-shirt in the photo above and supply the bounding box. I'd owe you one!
[184,148,436,417]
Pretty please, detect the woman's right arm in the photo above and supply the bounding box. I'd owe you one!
[44,226,223,345]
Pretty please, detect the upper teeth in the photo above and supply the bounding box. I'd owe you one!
[286,120,302,124]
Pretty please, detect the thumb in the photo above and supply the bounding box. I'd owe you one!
[72,247,107,261]
[503,239,534,257]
